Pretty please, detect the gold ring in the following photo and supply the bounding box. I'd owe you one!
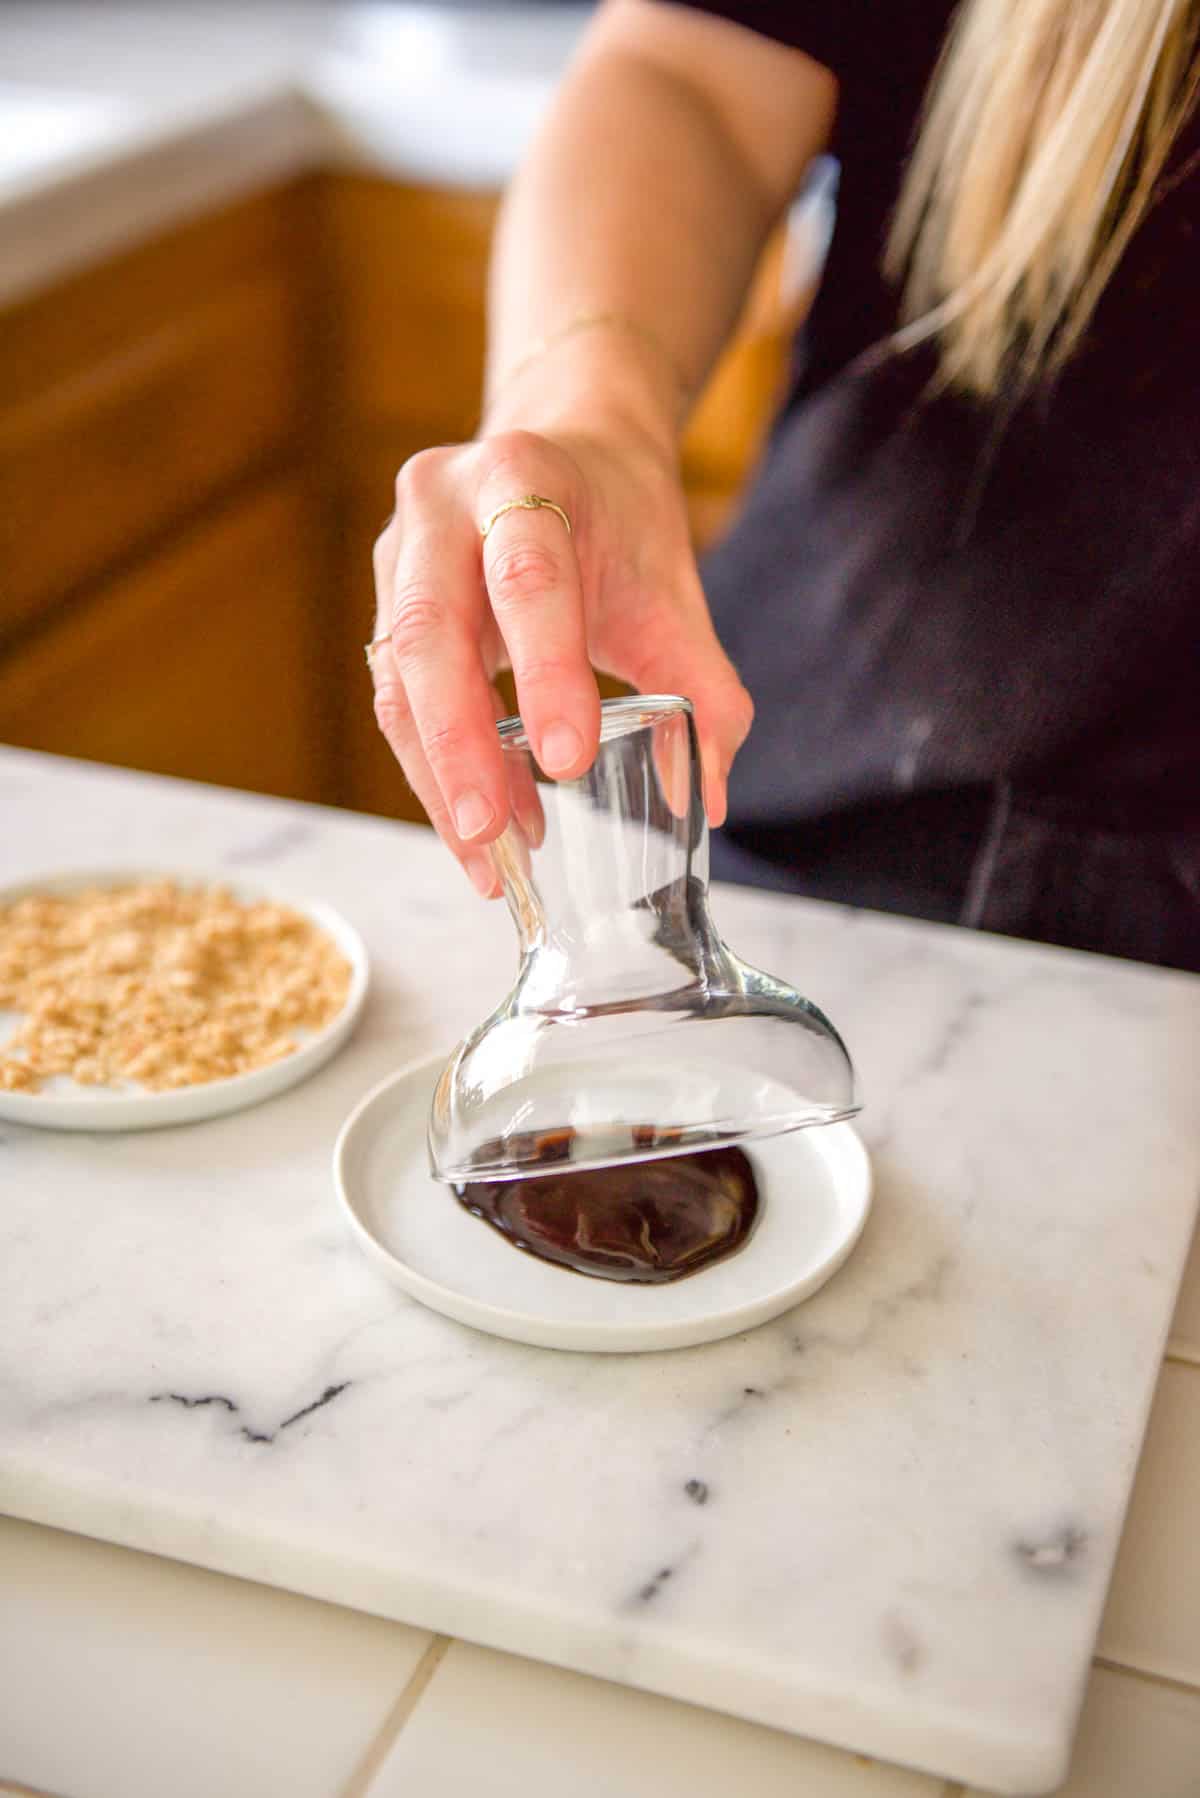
[480,494,572,542]
[364,633,391,667]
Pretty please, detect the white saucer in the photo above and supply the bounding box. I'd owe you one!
[333,1057,872,1354]
[0,869,369,1132]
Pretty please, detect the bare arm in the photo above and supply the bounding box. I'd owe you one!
[371,2,836,893]
[485,1,837,445]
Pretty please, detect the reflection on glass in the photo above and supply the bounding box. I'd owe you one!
[429,695,859,1183]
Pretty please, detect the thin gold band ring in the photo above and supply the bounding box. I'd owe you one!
[479,493,573,542]
[366,494,573,666]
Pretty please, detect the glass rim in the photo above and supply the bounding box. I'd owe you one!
[431,1103,863,1185]
[496,693,691,755]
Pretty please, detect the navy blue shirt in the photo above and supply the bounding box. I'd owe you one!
[655,3,1200,832]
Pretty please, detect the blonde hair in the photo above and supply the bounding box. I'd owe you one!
[886,0,1200,397]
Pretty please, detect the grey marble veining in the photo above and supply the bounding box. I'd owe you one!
[1,748,1198,1794]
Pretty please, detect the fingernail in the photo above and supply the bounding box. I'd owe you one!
[702,748,727,828]
[465,852,496,898]
[540,722,583,776]
[454,789,495,841]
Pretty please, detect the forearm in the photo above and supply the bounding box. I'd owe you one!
[483,11,827,456]
[373,6,830,861]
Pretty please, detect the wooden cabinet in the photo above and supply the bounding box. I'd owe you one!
[0,269,311,634]
[0,186,318,640]
[320,177,495,438]
[0,183,334,806]
[0,480,326,803]
[0,171,793,826]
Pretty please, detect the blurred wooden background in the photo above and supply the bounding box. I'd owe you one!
[0,173,800,826]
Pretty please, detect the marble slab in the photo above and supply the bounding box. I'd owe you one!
[1,748,1198,1795]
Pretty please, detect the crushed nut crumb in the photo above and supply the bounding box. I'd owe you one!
[0,881,352,1094]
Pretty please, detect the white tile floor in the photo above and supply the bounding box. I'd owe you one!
[966,1666,1200,1798]
[1168,1217,1200,1363]
[1098,1361,1200,1688]
[366,1640,946,1798]
[2,1361,1199,1798]
[0,1518,431,1798]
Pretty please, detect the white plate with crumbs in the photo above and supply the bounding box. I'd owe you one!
[333,1057,872,1354]
[0,869,368,1132]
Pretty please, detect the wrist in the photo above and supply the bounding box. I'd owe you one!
[481,323,686,466]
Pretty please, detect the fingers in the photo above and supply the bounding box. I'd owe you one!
[503,741,548,853]
[478,438,601,780]
[619,579,754,828]
[651,708,694,824]
[373,452,510,859]
[368,637,501,899]
[369,428,751,914]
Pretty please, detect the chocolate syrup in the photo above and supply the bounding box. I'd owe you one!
[453,1134,759,1284]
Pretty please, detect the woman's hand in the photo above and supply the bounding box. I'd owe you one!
[367,0,837,895]
[369,419,753,896]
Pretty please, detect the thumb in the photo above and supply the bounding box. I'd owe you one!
[620,598,753,828]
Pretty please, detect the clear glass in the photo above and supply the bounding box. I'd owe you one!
[428,696,859,1183]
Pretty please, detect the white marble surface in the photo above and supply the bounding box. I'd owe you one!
[1,747,1198,1795]
[0,2,590,305]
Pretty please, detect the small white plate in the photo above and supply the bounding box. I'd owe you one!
[0,869,369,1132]
[333,1057,872,1354]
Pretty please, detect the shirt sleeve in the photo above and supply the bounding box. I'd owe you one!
[646,2,854,78]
